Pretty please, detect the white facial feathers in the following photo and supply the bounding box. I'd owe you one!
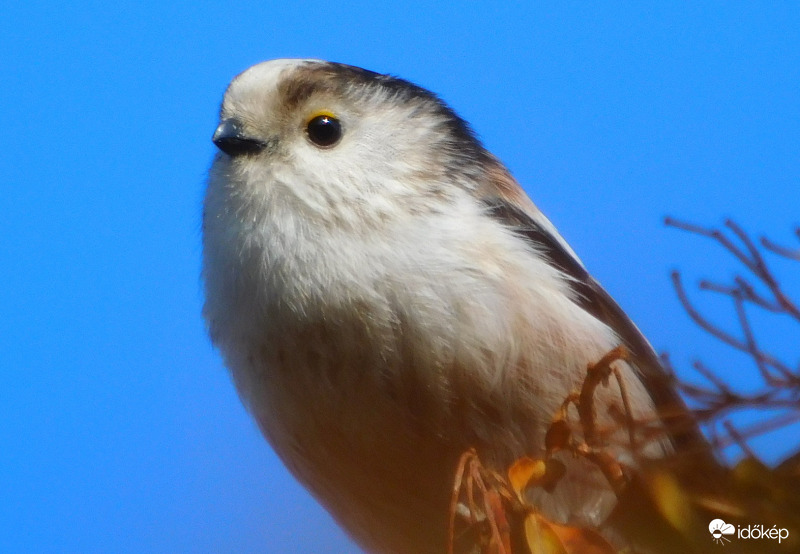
[203,59,700,554]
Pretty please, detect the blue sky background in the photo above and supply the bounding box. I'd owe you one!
[2,2,798,552]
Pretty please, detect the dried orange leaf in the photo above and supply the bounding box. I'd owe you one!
[646,470,694,535]
[508,457,546,500]
[523,512,615,554]
[523,513,567,554]
[732,456,772,486]
[546,520,616,554]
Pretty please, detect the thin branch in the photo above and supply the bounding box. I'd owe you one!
[612,366,638,451]
[723,420,757,459]
[671,271,743,350]
[665,218,751,269]
[666,217,800,321]
[692,360,732,394]
[762,234,800,261]
[732,284,793,384]
[699,277,785,313]
[577,345,628,447]
[665,218,800,455]
[670,272,794,377]
[709,412,800,453]
[727,220,800,320]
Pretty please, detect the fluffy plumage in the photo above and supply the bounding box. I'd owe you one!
[202,59,705,553]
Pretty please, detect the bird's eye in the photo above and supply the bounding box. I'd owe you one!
[306,113,342,147]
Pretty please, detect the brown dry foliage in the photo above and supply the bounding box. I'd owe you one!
[448,220,800,553]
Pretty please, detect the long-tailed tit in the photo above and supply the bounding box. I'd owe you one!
[202,59,709,554]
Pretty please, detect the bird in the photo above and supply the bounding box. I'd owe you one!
[202,58,710,553]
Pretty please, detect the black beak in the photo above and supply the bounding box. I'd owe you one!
[212,119,268,156]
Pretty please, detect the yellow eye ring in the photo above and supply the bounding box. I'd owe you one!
[305,110,338,124]
[305,111,342,147]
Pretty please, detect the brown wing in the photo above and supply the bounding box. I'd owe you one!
[480,195,710,456]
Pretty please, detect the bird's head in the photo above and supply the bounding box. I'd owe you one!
[208,58,495,228]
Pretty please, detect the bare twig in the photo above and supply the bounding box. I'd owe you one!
[577,345,629,447]
[708,412,800,453]
[666,217,800,321]
[448,450,514,554]
[762,228,800,261]
[613,364,638,451]
[722,420,757,459]
[665,217,800,456]
[670,272,793,378]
